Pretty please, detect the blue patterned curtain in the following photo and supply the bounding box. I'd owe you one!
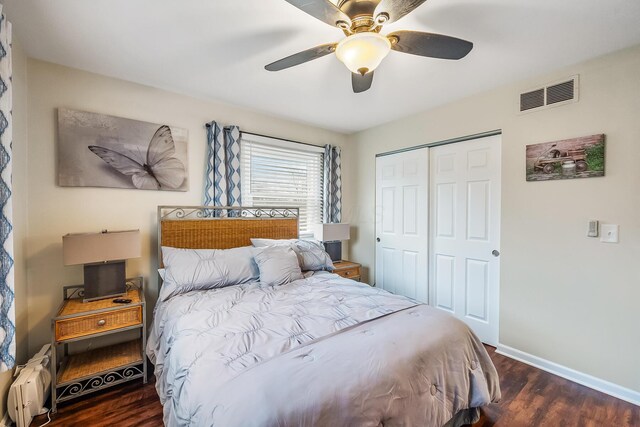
[204,121,242,211]
[323,145,342,223]
[0,8,13,372]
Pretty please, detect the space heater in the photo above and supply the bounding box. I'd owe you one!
[8,344,51,427]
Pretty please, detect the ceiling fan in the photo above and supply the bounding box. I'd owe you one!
[265,0,473,93]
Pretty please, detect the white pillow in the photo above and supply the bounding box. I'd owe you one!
[254,246,304,286]
[250,238,334,272]
[160,246,259,300]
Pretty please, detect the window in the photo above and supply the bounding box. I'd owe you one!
[240,133,324,236]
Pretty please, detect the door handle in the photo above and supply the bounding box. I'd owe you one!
[492,250,500,257]
[376,237,381,242]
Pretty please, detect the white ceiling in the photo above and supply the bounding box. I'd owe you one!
[4,0,640,133]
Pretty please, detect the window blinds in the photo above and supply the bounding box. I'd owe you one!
[240,134,324,235]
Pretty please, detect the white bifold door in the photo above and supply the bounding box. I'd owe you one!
[375,135,501,345]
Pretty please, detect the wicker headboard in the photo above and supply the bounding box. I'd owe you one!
[157,206,300,267]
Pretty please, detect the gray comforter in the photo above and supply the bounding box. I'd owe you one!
[147,272,500,426]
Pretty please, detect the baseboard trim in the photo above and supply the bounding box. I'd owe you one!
[497,344,640,406]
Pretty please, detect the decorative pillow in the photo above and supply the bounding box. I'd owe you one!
[250,238,334,272]
[254,246,304,286]
[160,246,259,300]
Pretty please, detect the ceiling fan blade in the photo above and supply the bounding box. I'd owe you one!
[388,31,473,60]
[283,0,352,29]
[374,0,428,25]
[352,72,374,93]
[265,43,337,71]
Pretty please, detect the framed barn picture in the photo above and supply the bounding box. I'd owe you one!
[57,108,189,191]
[526,134,605,182]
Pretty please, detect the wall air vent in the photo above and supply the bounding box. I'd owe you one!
[546,79,575,105]
[519,75,579,113]
[520,89,545,111]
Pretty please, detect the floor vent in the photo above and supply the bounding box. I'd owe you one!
[519,75,579,113]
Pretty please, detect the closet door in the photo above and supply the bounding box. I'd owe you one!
[375,148,429,302]
[429,135,501,345]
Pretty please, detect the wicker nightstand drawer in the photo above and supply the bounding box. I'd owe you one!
[55,306,142,342]
[336,267,359,279]
[333,261,362,282]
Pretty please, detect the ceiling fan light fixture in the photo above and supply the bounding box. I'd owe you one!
[335,32,391,75]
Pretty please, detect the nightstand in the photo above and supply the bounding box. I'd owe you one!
[50,277,147,413]
[332,261,361,282]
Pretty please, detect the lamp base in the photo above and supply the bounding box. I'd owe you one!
[323,241,342,263]
[83,261,127,302]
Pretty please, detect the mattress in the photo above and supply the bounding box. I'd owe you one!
[147,272,500,426]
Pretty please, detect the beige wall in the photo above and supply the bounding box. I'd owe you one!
[343,44,640,393]
[13,38,29,368]
[24,59,348,355]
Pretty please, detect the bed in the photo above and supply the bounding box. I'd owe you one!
[147,206,500,427]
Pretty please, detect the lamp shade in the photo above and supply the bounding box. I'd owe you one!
[313,223,350,242]
[335,32,391,75]
[63,230,141,265]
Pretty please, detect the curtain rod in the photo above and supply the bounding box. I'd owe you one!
[240,131,325,150]
[204,122,325,149]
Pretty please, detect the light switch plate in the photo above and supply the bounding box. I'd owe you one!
[600,224,619,243]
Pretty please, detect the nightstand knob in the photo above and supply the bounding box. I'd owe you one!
[97,319,106,327]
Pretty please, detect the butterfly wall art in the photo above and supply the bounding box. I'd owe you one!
[57,108,188,191]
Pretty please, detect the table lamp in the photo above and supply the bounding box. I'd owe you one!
[63,230,141,302]
[313,223,350,262]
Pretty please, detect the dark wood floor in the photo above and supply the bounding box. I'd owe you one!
[37,346,639,426]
